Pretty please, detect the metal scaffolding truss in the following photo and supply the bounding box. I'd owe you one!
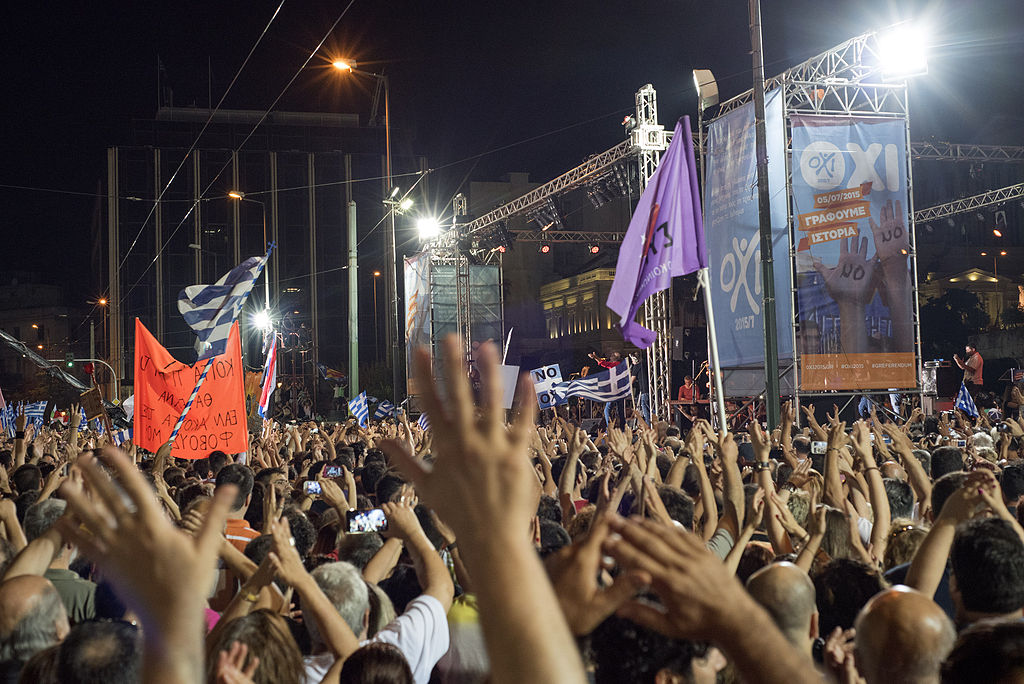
[717,30,889,116]
[512,230,625,243]
[913,181,1024,222]
[431,139,636,252]
[911,142,1024,163]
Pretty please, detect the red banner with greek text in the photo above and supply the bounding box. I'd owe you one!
[133,318,247,459]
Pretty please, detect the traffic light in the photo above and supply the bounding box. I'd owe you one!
[64,352,74,368]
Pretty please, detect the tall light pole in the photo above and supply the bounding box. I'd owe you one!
[227,192,270,310]
[334,58,402,402]
[373,270,381,360]
[981,250,1007,277]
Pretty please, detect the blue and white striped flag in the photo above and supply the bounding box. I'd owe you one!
[178,246,272,361]
[112,427,133,446]
[374,400,396,420]
[417,413,430,431]
[24,401,48,427]
[955,382,979,419]
[348,392,369,428]
[366,395,379,404]
[550,361,632,403]
[0,404,14,438]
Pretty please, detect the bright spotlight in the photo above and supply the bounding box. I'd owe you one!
[398,198,414,212]
[252,309,273,331]
[416,217,442,239]
[540,243,551,254]
[878,24,928,80]
[589,244,601,254]
[333,59,354,72]
[994,229,1003,238]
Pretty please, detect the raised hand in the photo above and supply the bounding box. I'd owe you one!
[868,199,909,262]
[814,236,879,309]
[215,642,260,684]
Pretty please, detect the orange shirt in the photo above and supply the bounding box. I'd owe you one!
[225,518,260,553]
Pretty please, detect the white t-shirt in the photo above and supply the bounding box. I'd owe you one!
[303,594,450,684]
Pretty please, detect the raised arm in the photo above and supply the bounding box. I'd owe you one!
[382,337,586,684]
[379,500,454,612]
[850,422,890,559]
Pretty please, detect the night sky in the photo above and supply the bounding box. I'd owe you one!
[3,0,1023,288]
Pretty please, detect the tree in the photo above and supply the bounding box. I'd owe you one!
[919,288,990,359]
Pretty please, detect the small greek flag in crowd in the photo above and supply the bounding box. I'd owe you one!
[550,361,633,403]
[178,246,272,361]
[955,382,979,419]
[374,400,396,420]
[0,405,13,438]
[24,401,49,427]
[348,392,369,428]
[417,413,431,431]
[112,427,133,446]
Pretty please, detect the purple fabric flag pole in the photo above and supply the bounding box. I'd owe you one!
[607,116,706,348]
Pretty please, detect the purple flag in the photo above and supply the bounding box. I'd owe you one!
[606,116,706,348]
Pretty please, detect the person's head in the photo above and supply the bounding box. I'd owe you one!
[792,437,811,458]
[883,478,915,519]
[652,486,694,529]
[208,450,230,477]
[206,610,303,684]
[911,449,932,478]
[1001,464,1024,509]
[23,499,75,567]
[883,521,929,572]
[56,620,140,684]
[11,464,42,494]
[191,457,212,480]
[215,464,255,513]
[683,375,693,386]
[746,562,818,654]
[931,447,965,481]
[813,559,888,634]
[941,617,1024,684]
[310,562,370,641]
[0,576,69,665]
[820,506,856,561]
[965,343,976,355]
[950,517,1024,626]
[339,642,413,684]
[590,615,723,684]
[786,490,811,528]
[930,471,969,521]
[536,495,561,523]
[853,586,956,684]
[336,533,384,571]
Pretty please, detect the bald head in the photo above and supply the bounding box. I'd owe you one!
[854,586,955,684]
[0,576,69,664]
[746,562,818,649]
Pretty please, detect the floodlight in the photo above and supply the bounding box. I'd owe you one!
[994,229,1003,238]
[416,217,442,239]
[252,309,273,331]
[693,69,719,111]
[333,59,355,72]
[877,24,928,80]
[540,243,551,254]
[589,244,601,254]
[398,198,414,212]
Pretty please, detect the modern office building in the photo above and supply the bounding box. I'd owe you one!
[104,106,426,404]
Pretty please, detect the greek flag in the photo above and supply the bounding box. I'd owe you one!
[550,361,632,403]
[0,404,13,438]
[112,427,133,446]
[24,401,49,427]
[178,246,272,361]
[348,392,369,428]
[374,400,396,420]
[417,413,430,430]
[955,382,979,419]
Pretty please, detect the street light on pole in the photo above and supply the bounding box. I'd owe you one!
[334,57,403,403]
[373,270,381,359]
[227,191,270,312]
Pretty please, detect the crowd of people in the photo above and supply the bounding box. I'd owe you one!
[2,335,1024,683]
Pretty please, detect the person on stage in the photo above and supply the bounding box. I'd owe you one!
[954,343,984,392]
[589,351,623,428]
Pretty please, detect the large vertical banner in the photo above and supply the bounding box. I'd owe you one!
[404,254,432,395]
[790,115,915,390]
[705,89,792,391]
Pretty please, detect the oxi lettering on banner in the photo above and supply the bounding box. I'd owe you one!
[133,318,247,459]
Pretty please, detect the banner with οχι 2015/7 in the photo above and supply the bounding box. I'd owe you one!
[790,115,915,391]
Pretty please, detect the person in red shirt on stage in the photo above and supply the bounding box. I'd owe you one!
[678,375,699,403]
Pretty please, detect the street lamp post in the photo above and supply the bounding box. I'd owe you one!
[981,250,1007,277]
[373,270,381,360]
[334,59,402,402]
[228,192,270,310]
